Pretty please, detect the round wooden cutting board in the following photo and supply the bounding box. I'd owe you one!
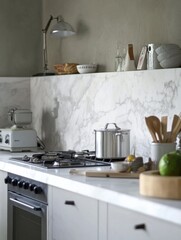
[139,170,181,200]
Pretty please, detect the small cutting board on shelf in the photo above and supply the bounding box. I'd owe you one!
[140,170,181,200]
[69,169,140,178]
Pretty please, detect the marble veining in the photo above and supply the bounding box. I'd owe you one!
[30,69,181,160]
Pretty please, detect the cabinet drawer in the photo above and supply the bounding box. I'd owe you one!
[108,204,181,240]
[51,187,98,240]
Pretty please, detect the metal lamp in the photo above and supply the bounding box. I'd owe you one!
[35,15,76,76]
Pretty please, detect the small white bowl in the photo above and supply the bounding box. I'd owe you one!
[111,161,130,172]
[77,64,97,74]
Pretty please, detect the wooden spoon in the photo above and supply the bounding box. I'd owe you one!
[145,117,158,142]
[148,116,162,143]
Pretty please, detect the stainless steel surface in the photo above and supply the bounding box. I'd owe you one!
[10,150,111,169]
[6,173,47,240]
[94,123,130,159]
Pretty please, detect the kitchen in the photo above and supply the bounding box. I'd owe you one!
[0,0,181,240]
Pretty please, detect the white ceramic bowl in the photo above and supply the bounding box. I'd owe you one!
[160,53,181,68]
[157,49,181,62]
[111,161,130,172]
[155,44,180,55]
[76,64,97,74]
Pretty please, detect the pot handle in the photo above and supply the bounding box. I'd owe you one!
[105,123,120,130]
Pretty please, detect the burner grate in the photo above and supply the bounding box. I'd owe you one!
[10,150,111,169]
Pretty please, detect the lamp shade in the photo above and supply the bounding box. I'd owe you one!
[50,16,76,37]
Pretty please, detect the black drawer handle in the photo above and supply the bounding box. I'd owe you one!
[134,223,146,230]
[64,200,75,205]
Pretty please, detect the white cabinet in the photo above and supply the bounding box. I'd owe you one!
[49,186,98,240]
[0,170,7,240]
[107,204,181,240]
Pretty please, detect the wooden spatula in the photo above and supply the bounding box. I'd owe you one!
[170,117,181,142]
[167,115,180,142]
[161,116,167,142]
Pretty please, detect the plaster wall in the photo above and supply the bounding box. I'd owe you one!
[43,0,181,72]
[0,0,42,77]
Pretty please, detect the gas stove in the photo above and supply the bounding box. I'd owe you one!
[10,150,111,169]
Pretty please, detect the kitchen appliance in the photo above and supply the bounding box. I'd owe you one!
[0,109,37,152]
[94,123,130,159]
[5,173,47,240]
[10,150,111,169]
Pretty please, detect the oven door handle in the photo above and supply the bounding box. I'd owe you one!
[9,197,42,211]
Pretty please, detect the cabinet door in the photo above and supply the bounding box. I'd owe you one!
[108,204,181,240]
[51,187,98,240]
[0,171,7,240]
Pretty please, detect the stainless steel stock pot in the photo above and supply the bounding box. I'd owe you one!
[94,123,130,159]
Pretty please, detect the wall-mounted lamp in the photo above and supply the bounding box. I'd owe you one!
[35,15,76,76]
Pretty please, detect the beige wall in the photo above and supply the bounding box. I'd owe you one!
[0,0,42,77]
[43,0,181,72]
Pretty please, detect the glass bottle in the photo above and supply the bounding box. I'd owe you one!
[115,46,126,72]
[115,46,122,72]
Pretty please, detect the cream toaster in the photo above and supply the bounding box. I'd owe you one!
[0,128,37,152]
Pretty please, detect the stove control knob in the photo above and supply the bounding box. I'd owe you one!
[34,186,42,194]
[5,134,10,144]
[23,181,29,190]
[17,180,24,188]
[4,176,12,184]
[29,184,36,191]
[11,178,18,186]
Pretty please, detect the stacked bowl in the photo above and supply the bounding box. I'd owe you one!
[155,44,181,68]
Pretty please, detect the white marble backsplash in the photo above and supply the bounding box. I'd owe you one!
[0,77,30,128]
[30,69,181,160]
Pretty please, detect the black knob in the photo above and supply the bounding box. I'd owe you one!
[23,181,29,189]
[11,179,18,186]
[29,184,36,191]
[34,186,42,194]
[17,180,24,188]
[4,176,11,184]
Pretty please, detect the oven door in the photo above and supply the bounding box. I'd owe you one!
[8,191,47,240]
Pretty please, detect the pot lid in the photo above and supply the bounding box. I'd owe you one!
[94,123,130,132]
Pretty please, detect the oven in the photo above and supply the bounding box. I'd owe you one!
[5,173,47,240]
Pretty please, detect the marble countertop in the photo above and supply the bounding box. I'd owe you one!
[0,151,181,225]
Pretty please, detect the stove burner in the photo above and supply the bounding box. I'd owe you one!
[13,150,110,169]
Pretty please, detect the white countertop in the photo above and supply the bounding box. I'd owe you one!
[0,151,181,226]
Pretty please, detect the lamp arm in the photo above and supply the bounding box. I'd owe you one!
[42,15,55,74]
[43,15,54,33]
